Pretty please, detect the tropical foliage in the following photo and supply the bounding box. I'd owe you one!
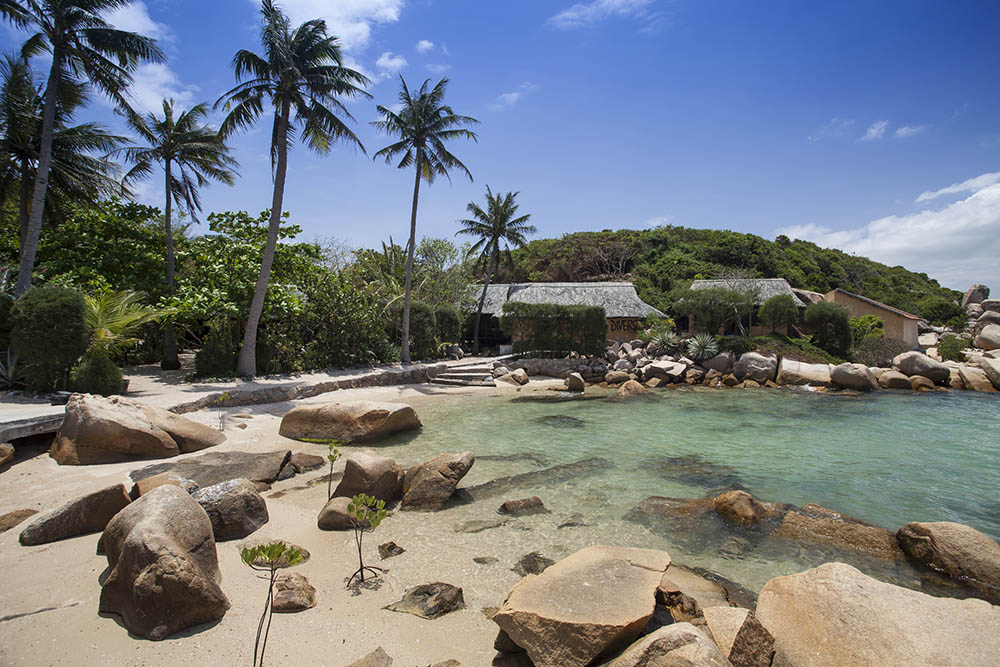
[804,301,853,357]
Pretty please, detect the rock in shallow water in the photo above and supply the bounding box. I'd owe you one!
[278,400,421,442]
[385,583,464,619]
[401,452,475,511]
[498,496,549,516]
[896,521,1000,602]
[513,551,555,576]
[770,503,903,561]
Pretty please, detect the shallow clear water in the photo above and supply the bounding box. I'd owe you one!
[372,386,1000,594]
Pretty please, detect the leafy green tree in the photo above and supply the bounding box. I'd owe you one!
[217,0,369,376]
[758,293,798,332]
[0,54,125,248]
[120,99,238,369]
[849,314,883,345]
[804,301,852,357]
[917,296,964,327]
[671,287,752,335]
[2,0,164,296]
[936,334,970,362]
[81,289,171,359]
[372,76,478,363]
[457,186,536,354]
[10,286,88,390]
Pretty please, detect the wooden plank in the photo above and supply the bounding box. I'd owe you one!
[0,414,64,442]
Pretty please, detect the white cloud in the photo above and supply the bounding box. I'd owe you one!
[549,0,655,29]
[775,173,1000,289]
[808,117,854,142]
[125,63,199,114]
[426,63,451,75]
[488,82,539,111]
[916,172,1000,203]
[375,51,407,75]
[257,0,404,52]
[415,39,434,53]
[894,124,928,139]
[644,215,672,228]
[104,2,171,41]
[860,120,889,141]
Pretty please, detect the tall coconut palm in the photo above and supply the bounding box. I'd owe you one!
[2,0,164,297]
[372,77,478,363]
[216,0,369,377]
[0,54,125,249]
[456,187,535,354]
[120,99,238,369]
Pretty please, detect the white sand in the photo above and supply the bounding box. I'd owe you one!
[0,381,571,667]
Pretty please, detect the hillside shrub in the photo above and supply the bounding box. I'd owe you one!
[918,296,964,327]
[70,354,123,396]
[753,333,844,364]
[500,302,606,356]
[718,335,754,357]
[671,287,752,335]
[850,315,884,345]
[937,334,971,362]
[435,304,461,343]
[10,287,89,390]
[758,294,798,332]
[299,276,388,367]
[804,301,852,357]
[850,337,911,367]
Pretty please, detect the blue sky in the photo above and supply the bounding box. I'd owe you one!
[4,0,1000,290]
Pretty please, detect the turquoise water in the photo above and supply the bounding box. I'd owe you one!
[373,386,1000,593]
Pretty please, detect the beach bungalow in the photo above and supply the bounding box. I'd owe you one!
[475,282,665,344]
[687,277,809,335]
[823,288,921,347]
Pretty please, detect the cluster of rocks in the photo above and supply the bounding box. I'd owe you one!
[961,284,1000,349]
[490,544,1000,666]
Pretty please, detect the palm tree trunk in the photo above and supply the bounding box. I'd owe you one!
[472,250,496,355]
[236,102,290,377]
[161,160,180,370]
[400,148,422,364]
[14,48,61,296]
[18,159,30,251]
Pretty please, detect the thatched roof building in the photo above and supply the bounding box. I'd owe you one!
[476,282,664,319]
[689,278,809,308]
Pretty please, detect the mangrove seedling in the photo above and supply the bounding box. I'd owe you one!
[241,541,303,667]
[347,493,388,586]
[326,441,342,500]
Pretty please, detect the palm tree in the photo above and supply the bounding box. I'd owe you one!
[372,77,478,363]
[2,0,164,297]
[216,0,369,377]
[457,187,536,354]
[121,99,238,369]
[0,54,125,250]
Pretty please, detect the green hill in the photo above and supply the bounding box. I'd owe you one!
[500,226,960,318]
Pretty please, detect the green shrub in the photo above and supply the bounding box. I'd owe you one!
[69,354,123,396]
[686,332,721,361]
[300,276,388,368]
[10,287,89,390]
[918,296,964,326]
[435,305,461,343]
[718,335,754,357]
[0,293,13,350]
[758,294,798,332]
[670,287,752,335]
[937,334,971,362]
[850,314,884,345]
[850,336,911,367]
[500,302,606,356]
[638,315,677,343]
[804,301,852,357]
[195,335,236,377]
[407,301,437,360]
[647,330,681,357]
[753,333,845,364]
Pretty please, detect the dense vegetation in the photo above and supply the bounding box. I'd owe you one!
[499,302,606,356]
[499,227,960,319]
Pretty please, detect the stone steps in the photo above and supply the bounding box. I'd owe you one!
[430,376,496,387]
[431,364,497,387]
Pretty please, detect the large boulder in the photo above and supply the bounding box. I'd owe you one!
[892,351,950,384]
[645,360,688,383]
[981,298,1000,312]
[492,546,671,667]
[734,353,778,384]
[401,452,474,511]
[830,363,878,391]
[771,503,903,560]
[50,394,225,465]
[317,496,356,530]
[191,478,268,541]
[333,451,404,502]
[609,623,732,667]
[565,372,586,392]
[99,485,229,640]
[130,450,291,488]
[278,400,421,442]
[896,521,1000,602]
[702,606,774,667]
[702,352,735,374]
[714,490,783,528]
[756,562,1000,667]
[962,284,990,308]
[977,356,1000,389]
[958,365,997,393]
[605,370,631,385]
[877,369,911,389]
[776,359,831,387]
[975,323,1000,351]
[616,380,647,398]
[976,310,1000,329]
[657,564,736,622]
[19,483,131,545]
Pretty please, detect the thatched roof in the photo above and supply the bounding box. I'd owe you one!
[689,278,809,307]
[475,282,664,319]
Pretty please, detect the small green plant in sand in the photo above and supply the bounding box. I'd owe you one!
[326,441,343,499]
[241,541,303,667]
[212,392,231,431]
[347,493,387,586]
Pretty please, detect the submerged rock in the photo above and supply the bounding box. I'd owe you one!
[756,562,1000,667]
[771,503,903,561]
[513,551,555,576]
[492,546,671,667]
[714,490,784,529]
[498,496,549,516]
[385,582,464,619]
[401,451,475,511]
[19,483,130,546]
[278,400,421,442]
[897,521,1000,602]
[646,455,745,490]
[459,457,609,501]
[532,415,586,428]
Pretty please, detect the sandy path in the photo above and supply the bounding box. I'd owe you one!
[0,381,568,667]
